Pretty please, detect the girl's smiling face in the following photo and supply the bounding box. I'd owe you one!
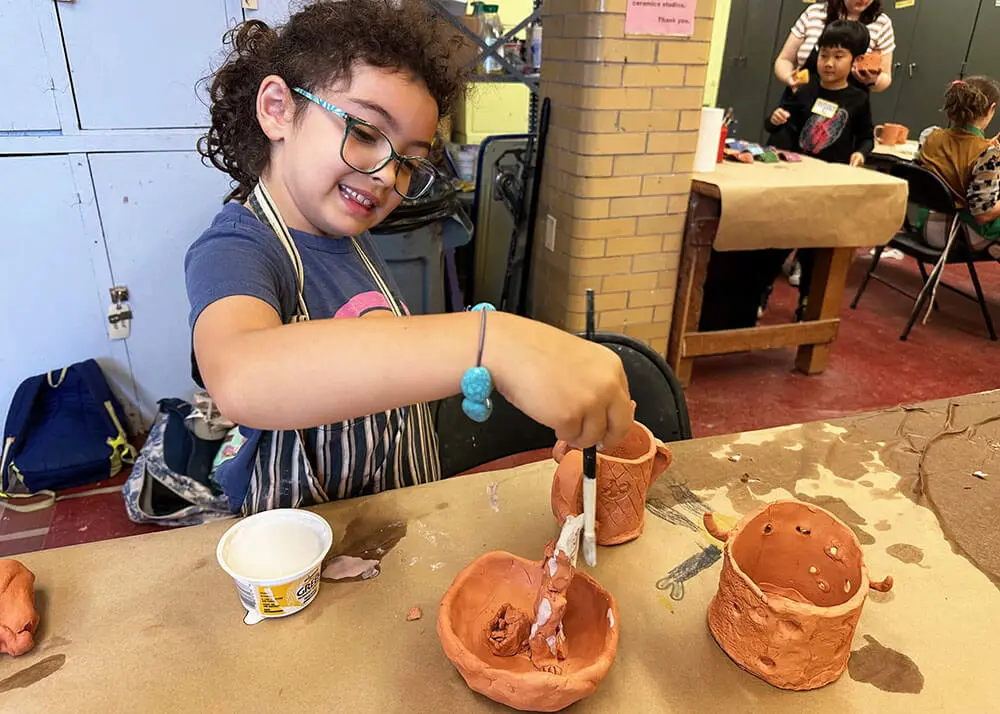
[256,65,439,237]
[844,0,875,17]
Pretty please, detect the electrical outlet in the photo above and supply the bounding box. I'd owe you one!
[545,214,557,252]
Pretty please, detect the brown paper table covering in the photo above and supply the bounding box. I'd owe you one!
[696,157,908,252]
[872,140,920,162]
[4,392,999,712]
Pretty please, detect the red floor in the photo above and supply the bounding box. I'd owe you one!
[685,250,1000,435]
[3,249,998,555]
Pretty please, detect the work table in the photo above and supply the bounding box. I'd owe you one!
[4,392,999,712]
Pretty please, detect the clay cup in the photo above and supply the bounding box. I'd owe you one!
[437,551,619,712]
[875,123,909,145]
[551,421,672,545]
[703,501,893,690]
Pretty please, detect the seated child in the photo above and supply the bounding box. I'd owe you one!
[919,77,1000,254]
[764,19,875,318]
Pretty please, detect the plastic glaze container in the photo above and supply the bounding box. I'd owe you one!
[217,509,333,625]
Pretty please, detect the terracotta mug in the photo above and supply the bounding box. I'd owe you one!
[875,123,909,145]
[551,421,672,546]
[853,50,882,75]
[703,501,893,691]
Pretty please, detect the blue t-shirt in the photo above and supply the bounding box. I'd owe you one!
[186,202,408,330]
[184,202,440,512]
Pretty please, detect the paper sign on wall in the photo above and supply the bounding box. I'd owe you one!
[894,0,915,8]
[625,0,696,37]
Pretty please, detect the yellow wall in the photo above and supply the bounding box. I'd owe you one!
[466,0,534,37]
[703,0,732,106]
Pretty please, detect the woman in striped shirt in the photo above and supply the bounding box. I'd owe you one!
[774,0,896,93]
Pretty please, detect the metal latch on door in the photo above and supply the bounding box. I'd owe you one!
[107,285,132,340]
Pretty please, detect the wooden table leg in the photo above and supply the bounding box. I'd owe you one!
[794,247,853,375]
[667,193,720,388]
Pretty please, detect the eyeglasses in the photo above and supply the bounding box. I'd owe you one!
[292,87,437,200]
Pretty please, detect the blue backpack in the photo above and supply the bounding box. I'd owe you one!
[1,360,136,501]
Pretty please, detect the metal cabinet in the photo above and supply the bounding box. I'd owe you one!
[963,0,1000,133]
[0,155,134,424]
[0,1,255,429]
[244,0,296,27]
[867,0,918,126]
[89,152,232,424]
[55,0,242,130]
[0,1,63,131]
[715,0,783,142]
[886,1,980,133]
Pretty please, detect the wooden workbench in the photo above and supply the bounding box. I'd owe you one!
[668,158,908,386]
[4,393,999,712]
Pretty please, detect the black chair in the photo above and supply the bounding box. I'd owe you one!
[434,332,692,478]
[851,162,997,341]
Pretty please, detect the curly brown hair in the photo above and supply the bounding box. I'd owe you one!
[943,76,1000,128]
[198,0,469,201]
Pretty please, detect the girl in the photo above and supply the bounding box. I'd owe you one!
[919,77,1000,251]
[185,0,633,514]
[775,0,895,94]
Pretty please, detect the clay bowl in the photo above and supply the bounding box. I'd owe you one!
[438,551,619,712]
[704,501,892,691]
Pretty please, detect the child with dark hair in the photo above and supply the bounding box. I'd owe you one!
[764,20,876,318]
[183,0,633,514]
[919,76,1000,250]
[766,20,875,167]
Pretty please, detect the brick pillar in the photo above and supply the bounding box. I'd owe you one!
[530,0,715,354]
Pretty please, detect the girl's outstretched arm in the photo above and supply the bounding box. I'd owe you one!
[194,296,634,450]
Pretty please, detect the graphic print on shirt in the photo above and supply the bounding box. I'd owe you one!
[800,108,849,156]
[334,290,411,319]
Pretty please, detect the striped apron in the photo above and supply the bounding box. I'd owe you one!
[221,182,441,514]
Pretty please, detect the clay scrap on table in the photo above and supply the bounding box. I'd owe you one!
[0,559,40,657]
[551,420,672,546]
[704,501,893,690]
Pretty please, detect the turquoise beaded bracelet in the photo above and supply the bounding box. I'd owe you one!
[462,303,496,422]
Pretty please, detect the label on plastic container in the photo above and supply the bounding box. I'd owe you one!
[238,565,322,617]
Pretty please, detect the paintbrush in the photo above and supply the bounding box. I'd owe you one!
[582,289,598,568]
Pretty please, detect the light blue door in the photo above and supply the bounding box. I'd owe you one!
[55,1,242,130]
[0,0,61,130]
[244,0,296,27]
[0,155,131,427]
[89,152,233,425]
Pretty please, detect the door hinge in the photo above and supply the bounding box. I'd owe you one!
[108,285,132,340]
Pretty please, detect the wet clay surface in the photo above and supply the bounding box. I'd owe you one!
[322,519,407,583]
[886,544,925,565]
[849,635,924,694]
[0,655,65,694]
[652,393,1000,588]
[729,503,864,608]
[795,493,875,545]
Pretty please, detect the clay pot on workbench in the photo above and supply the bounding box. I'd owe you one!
[703,501,893,691]
[437,551,619,712]
[551,421,672,546]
